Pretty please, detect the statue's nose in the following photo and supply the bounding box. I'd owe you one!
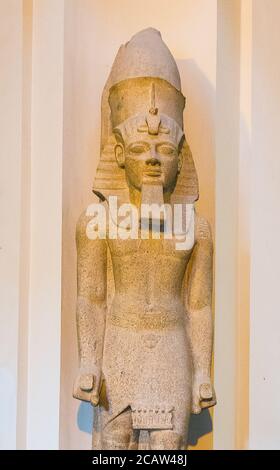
[146,156,160,166]
[145,148,161,166]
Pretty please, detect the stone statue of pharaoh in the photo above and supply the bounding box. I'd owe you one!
[73,28,216,450]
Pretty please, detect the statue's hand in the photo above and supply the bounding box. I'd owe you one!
[191,373,216,414]
[73,367,101,406]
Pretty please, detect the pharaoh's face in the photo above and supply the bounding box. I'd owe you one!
[115,132,182,193]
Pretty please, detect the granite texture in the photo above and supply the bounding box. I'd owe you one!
[73,28,216,450]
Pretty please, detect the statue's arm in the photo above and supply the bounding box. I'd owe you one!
[185,214,216,414]
[73,210,107,405]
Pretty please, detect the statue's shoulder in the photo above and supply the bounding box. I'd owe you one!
[76,201,108,245]
[76,207,94,239]
[194,212,212,243]
[76,208,90,235]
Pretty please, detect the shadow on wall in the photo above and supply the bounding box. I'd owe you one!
[77,401,94,435]
[187,410,213,446]
[77,402,212,447]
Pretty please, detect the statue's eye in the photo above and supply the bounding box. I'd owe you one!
[157,144,177,156]
[129,144,147,154]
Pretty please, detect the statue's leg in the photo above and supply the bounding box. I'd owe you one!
[92,406,102,450]
[149,407,190,450]
[101,407,139,450]
[149,429,185,450]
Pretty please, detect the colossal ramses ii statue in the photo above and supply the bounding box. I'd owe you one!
[73,28,216,450]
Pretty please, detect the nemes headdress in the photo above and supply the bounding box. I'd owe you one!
[92,28,199,204]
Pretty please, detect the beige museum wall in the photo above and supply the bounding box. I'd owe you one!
[0,0,64,449]
[0,0,24,449]
[249,0,280,449]
[214,0,251,449]
[60,0,217,450]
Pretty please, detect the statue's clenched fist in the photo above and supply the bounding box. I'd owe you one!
[192,373,216,414]
[73,369,101,406]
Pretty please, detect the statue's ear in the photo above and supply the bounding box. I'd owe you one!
[114,130,125,168]
[114,142,125,168]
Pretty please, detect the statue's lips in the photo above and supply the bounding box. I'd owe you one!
[143,170,161,177]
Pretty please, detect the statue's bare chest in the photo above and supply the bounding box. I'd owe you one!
[107,235,194,261]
